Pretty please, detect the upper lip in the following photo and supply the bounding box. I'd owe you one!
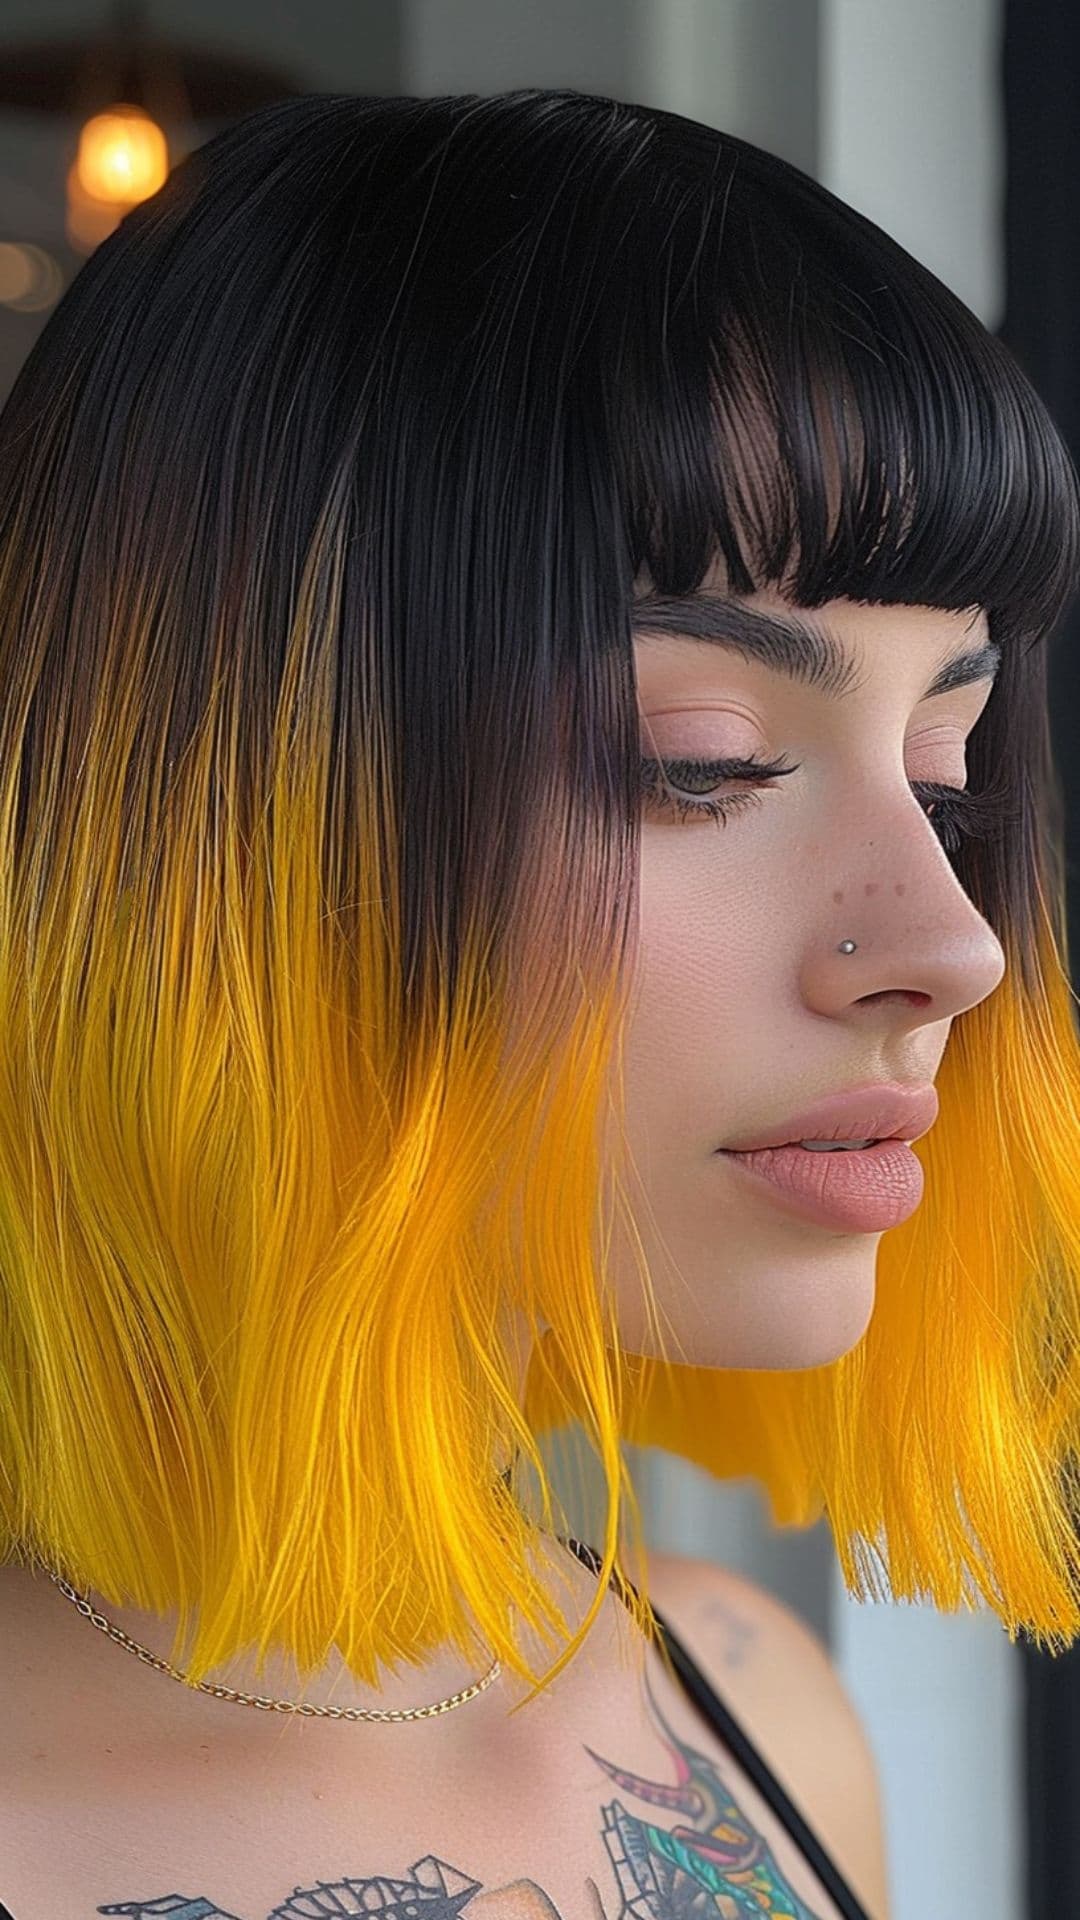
[718,1081,939,1151]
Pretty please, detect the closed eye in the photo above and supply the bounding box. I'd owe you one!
[638,751,1021,854]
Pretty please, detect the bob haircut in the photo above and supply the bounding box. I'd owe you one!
[1,86,1080,1707]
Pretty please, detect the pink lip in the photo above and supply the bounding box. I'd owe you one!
[718,1081,939,1152]
[718,1139,926,1232]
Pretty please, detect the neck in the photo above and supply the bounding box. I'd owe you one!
[29,1313,641,1742]
[43,1528,648,1741]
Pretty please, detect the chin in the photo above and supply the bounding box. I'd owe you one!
[671,1323,872,1371]
[621,1258,878,1371]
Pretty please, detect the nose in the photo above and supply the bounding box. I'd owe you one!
[799,856,1007,1027]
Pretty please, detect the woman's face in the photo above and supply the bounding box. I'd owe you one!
[606,579,1007,1371]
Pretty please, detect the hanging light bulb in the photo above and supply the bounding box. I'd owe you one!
[75,101,169,206]
[0,5,303,266]
[66,101,168,253]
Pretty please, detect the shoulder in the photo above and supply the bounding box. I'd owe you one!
[643,1549,891,1920]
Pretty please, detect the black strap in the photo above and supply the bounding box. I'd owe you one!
[559,1535,874,1920]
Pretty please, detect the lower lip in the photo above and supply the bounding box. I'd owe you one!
[715,1139,924,1231]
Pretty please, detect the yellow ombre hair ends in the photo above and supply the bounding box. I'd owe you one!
[1,88,1080,1705]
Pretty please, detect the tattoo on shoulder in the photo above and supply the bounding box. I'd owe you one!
[93,1660,824,1918]
[694,1592,758,1669]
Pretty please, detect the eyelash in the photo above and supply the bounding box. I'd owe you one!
[638,753,1017,855]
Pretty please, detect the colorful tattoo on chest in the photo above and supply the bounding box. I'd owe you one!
[92,1667,825,1919]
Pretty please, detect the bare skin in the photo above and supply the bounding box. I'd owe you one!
[0,1545,873,1920]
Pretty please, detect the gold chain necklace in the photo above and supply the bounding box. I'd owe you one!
[41,1567,501,1722]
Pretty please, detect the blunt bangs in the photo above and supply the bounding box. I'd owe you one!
[620,103,1080,658]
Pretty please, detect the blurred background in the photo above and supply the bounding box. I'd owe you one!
[0,4,1076,1916]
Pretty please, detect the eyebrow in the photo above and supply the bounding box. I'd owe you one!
[629,593,1002,701]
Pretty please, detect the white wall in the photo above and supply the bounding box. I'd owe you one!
[832,1584,1022,1919]
[403,0,636,97]
[634,0,819,175]
[821,0,1005,329]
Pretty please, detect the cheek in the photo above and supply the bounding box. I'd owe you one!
[619,834,782,1146]
[636,827,781,994]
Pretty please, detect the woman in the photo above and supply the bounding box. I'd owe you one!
[0,85,1078,1920]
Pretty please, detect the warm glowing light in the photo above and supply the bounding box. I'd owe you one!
[75,104,169,207]
[0,242,64,313]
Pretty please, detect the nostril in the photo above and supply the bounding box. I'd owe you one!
[856,990,933,1008]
